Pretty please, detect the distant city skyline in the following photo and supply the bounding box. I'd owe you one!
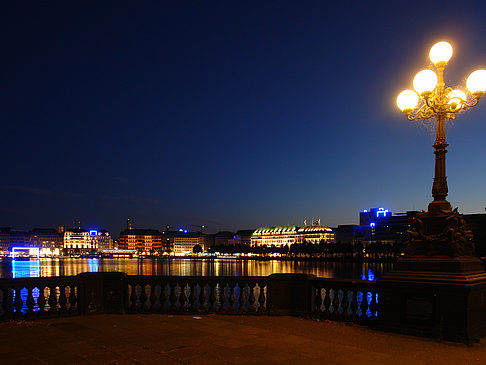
[2,2,486,236]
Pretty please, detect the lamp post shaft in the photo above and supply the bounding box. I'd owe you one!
[429,112,451,212]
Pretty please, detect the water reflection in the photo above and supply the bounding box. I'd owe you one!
[0,258,393,280]
[12,260,40,278]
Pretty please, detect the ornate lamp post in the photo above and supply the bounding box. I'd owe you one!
[396,41,486,256]
[379,42,486,342]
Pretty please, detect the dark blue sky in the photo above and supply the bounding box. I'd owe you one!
[2,1,486,235]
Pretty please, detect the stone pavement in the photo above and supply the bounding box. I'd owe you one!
[0,314,485,364]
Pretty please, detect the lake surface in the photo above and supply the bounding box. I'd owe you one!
[0,258,393,280]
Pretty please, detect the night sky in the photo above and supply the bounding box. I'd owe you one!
[2,1,486,235]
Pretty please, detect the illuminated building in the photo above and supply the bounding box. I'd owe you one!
[28,228,63,256]
[296,226,334,244]
[359,208,418,246]
[173,232,200,255]
[96,230,112,251]
[119,229,162,253]
[251,226,298,247]
[64,229,99,255]
[251,224,335,247]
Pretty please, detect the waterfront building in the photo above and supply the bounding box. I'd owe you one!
[119,228,163,253]
[214,231,235,246]
[359,208,419,246]
[173,232,200,255]
[28,228,63,256]
[295,226,334,244]
[232,230,254,245]
[96,230,112,251]
[335,225,364,245]
[64,229,99,255]
[0,227,41,255]
[198,233,215,252]
[251,226,298,247]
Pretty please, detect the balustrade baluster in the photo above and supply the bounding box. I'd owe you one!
[36,286,46,316]
[68,285,77,314]
[150,283,159,312]
[139,284,148,312]
[58,285,67,314]
[369,290,378,319]
[200,284,208,312]
[257,284,266,312]
[208,283,218,312]
[48,286,58,316]
[13,287,23,319]
[322,287,331,319]
[238,283,247,313]
[350,289,359,321]
[189,283,198,312]
[161,283,169,311]
[229,283,237,312]
[179,283,188,312]
[25,286,35,318]
[219,283,227,312]
[341,289,350,321]
[129,284,138,312]
[170,283,179,311]
[318,287,326,315]
[248,283,256,312]
[359,291,369,322]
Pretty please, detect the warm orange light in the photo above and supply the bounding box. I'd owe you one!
[467,70,486,96]
[413,70,438,95]
[429,41,453,64]
[448,89,467,110]
[396,89,419,112]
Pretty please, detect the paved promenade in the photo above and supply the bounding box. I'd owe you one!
[1,314,485,364]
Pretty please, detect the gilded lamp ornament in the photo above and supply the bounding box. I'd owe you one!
[396,41,486,256]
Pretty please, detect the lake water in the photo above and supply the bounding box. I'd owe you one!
[0,257,393,281]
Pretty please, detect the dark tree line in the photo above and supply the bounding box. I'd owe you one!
[206,240,405,259]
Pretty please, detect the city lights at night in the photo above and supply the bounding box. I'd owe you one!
[2,1,486,362]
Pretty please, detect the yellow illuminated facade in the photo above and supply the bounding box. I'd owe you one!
[296,226,334,244]
[64,229,111,254]
[251,225,335,246]
[174,235,200,255]
[64,229,97,254]
[251,226,298,247]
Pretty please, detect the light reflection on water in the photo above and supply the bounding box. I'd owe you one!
[0,258,392,280]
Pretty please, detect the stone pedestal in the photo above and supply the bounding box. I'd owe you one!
[77,272,127,315]
[379,255,486,342]
[268,274,315,316]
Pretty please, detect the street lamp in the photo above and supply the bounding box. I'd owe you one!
[396,41,486,256]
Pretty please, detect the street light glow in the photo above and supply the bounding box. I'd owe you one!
[413,70,438,96]
[448,89,467,110]
[396,89,419,112]
[467,70,486,96]
[429,41,453,65]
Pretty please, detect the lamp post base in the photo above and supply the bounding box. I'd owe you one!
[378,206,486,342]
[379,255,486,342]
[428,200,451,213]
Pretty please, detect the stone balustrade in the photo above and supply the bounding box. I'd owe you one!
[0,272,378,325]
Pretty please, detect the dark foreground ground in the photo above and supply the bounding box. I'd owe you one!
[1,314,485,364]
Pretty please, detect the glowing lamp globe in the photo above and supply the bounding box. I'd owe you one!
[467,70,486,96]
[413,70,438,96]
[448,89,467,110]
[397,89,419,112]
[429,41,453,64]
